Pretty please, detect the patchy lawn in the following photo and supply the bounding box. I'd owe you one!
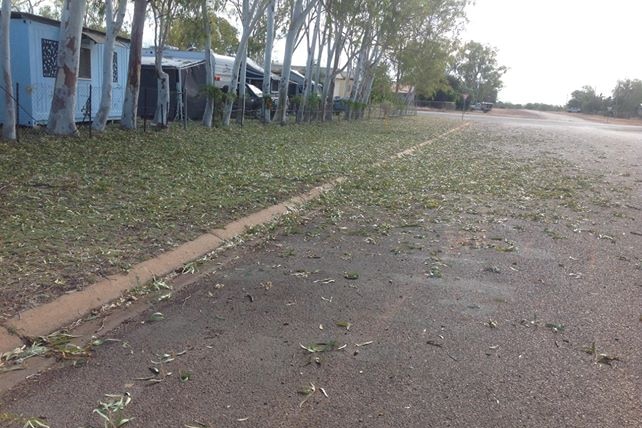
[0,116,458,317]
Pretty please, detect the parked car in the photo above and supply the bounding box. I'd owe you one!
[471,102,493,112]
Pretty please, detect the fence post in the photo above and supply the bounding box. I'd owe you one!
[183,87,187,130]
[143,87,147,132]
[15,82,19,142]
[88,84,92,138]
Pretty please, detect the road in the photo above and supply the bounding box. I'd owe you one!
[1,112,641,427]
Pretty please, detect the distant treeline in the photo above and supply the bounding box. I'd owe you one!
[567,80,642,118]
[494,102,563,112]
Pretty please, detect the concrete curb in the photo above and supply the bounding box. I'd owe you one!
[0,123,467,354]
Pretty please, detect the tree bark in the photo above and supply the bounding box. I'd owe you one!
[297,2,320,123]
[261,0,275,123]
[153,47,170,127]
[222,0,268,127]
[237,54,246,125]
[0,0,16,140]
[222,29,250,127]
[277,0,315,125]
[47,0,87,136]
[121,0,146,129]
[93,0,126,132]
[202,0,214,127]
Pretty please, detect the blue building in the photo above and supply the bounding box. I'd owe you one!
[0,12,130,127]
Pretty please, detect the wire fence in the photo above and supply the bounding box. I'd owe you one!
[415,100,457,111]
[1,81,417,141]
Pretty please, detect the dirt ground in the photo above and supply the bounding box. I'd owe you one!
[0,114,640,427]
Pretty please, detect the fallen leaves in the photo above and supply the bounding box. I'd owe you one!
[343,272,359,280]
[582,342,621,366]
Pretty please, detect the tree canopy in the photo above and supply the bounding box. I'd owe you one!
[451,41,507,103]
[612,79,642,118]
[168,13,239,53]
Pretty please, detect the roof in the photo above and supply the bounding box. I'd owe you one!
[141,56,205,69]
[143,48,281,81]
[8,11,130,44]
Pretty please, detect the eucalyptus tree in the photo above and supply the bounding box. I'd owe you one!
[451,41,506,103]
[261,0,276,123]
[221,0,270,127]
[275,0,318,125]
[121,0,147,129]
[0,0,16,140]
[202,0,214,127]
[92,0,127,132]
[343,0,394,118]
[13,0,50,14]
[296,1,321,123]
[149,0,182,127]
[388,0,469,94]
[612,79,642,118]
[47,0,87,136]
[319,0,366,120]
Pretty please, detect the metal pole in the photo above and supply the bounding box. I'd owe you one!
[88,84,92,138]
[183,87,187,130]
[143,87,147,132]
[15,82,19,142]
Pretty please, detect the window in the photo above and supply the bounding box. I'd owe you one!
[79,47,91,79]
[112,52,118,83]
[41,39,58,78]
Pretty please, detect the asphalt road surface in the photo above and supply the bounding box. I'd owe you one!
[1,111,640,427]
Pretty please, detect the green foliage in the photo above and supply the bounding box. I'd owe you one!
[522,103,562,112]
[370,63,395,103]
[451,41,507,103]
[291,95,304,108]
[93,393,133,428]
[168,14,239,53]
[612,79,642,118]
[387,0,469,91]
[399,39,451,96]
[306,93,321,109]
[568,86,604,114]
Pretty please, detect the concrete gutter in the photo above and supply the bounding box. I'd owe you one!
[0,123,468,355]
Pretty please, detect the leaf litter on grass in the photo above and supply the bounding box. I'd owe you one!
[0,117,458,317]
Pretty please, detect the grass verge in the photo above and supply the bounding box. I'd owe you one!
[0,116,457,316]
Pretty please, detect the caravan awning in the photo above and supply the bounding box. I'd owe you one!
[141,56,205,69]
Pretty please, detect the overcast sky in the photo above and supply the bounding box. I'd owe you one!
[463,0,641,105]
[141,0,639,106]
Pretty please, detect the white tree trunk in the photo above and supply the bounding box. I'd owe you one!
[222,0,268,127]
[298,2,320,123]
[93,0,126,132]
[277,0,315,125]
[0,0,16,140]
[121,0,146,129]
[322,25,343,121]
[261,0,275,123]
[313,9,326,97]
[153,49,170,126]
[237,54,247,125]
[222,30,251,127]
[47,0,87,136]
[202,0,214,127]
